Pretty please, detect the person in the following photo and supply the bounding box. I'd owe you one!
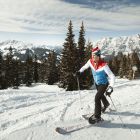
[76,46,115,124]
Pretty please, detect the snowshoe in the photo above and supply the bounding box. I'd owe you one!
[88,115,104,124]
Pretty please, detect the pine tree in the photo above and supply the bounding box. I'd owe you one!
[19,60,26,84]
[127,54,133,80]
[83,40,93,89]
[0,52,2,88]
[33,55,39,83]
[46,51,58,85]
[0,52,4,89]
[39,59,48,83]
[77,21,87,89]
[0,52,7,89]
[13,59,20,89]
[77,22,86,68]
[60,20,77,91]
[5,46,14,87]
[85,41,92,62]
[111,56,119,75]
[25,50,33,86]
[119,55,128,78]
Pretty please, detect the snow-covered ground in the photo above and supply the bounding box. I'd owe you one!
[0,79,140,140]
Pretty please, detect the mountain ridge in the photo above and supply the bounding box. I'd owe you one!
[95,34,140,56]
[0,34,139,61]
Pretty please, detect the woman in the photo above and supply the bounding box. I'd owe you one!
[76,46,115,124]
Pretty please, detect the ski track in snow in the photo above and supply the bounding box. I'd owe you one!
[0,84,87,138]
[0,80,140,140]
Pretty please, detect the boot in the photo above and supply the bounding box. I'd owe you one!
[88,115,103,124]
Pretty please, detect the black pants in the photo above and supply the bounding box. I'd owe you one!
[94,84,109,118]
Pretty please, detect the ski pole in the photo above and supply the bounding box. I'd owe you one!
[109,96,126,127]
[76,76,83,110]
[109,96,135,134]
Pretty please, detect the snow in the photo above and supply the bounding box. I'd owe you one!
[20,50,26,54]
[0,34,139,57]
[0,79,140,140]
[95,34,140,56]
[0,40,61,54]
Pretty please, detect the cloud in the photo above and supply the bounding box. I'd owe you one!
[61,0,140,11]
[0,0,139,36]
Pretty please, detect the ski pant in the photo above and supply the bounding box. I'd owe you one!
[94,84,109,118]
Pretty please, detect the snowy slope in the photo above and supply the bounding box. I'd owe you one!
[0,79,140,140]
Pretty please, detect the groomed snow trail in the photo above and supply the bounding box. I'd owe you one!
[0,79,140,140]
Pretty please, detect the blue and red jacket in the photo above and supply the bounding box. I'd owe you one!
[79,58,115,87]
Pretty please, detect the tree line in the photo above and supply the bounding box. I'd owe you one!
[108,51,140,80]
[0,20,140,90]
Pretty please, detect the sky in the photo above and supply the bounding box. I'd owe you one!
[0,0,139,46]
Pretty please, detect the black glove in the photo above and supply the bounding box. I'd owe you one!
[106,86,113,96]
[76,71,80,77]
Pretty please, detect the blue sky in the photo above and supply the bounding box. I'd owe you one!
[0,0,139,46]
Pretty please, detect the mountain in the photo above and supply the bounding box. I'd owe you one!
[95,34,140,57]
[0,40,62,61]
[0,34,139,61]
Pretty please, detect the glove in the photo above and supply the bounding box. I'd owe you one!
[76,71,80,77]
[106,86,113,96]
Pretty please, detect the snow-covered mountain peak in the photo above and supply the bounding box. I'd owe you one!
[0,40,62,61]
[0,34,139,60]
[95,34,140,56]
[0,40,34,51]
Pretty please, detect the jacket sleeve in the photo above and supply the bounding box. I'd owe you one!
[79,60,90,73]
[104,64,115,87]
